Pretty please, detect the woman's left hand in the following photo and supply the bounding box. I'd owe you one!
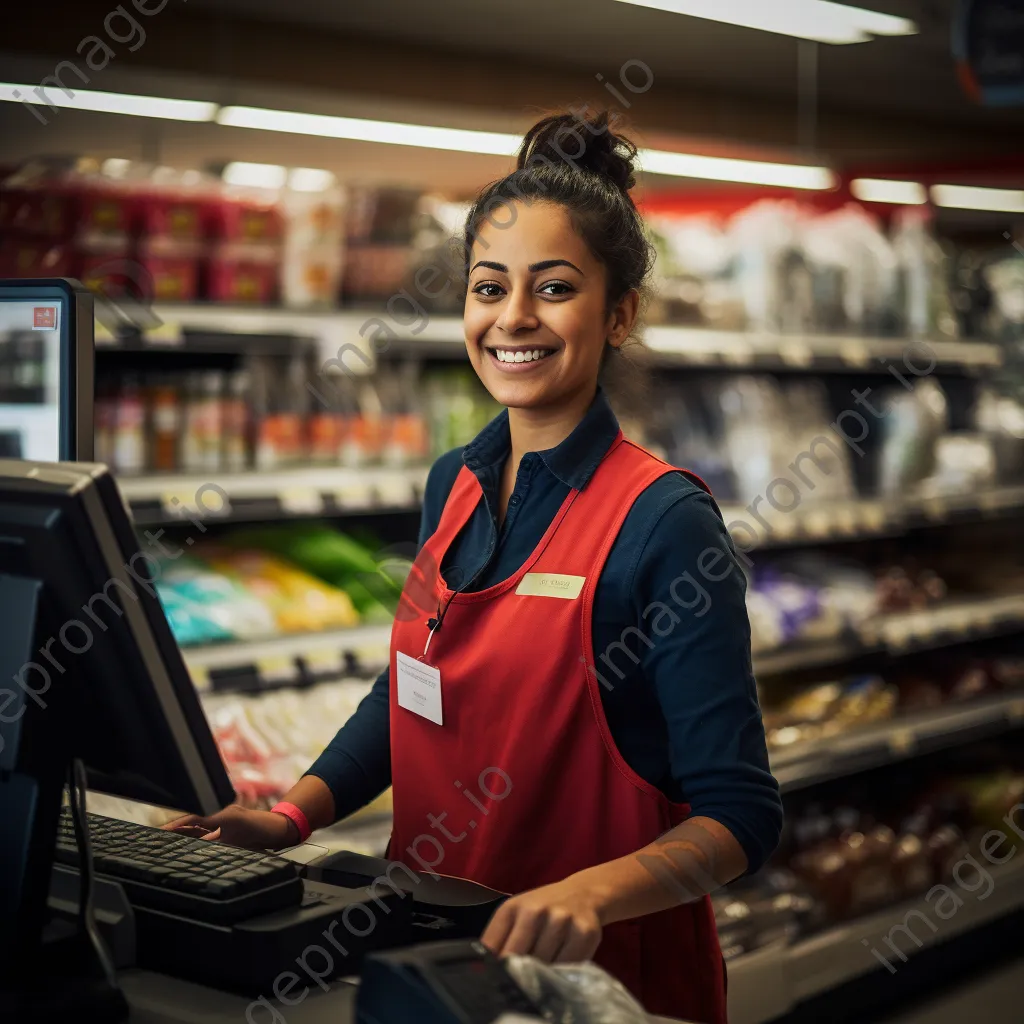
[480,875,604,963]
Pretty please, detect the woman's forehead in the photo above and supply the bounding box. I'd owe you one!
[470,201,594,267]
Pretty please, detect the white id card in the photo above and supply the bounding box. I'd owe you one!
[396,651,443,725]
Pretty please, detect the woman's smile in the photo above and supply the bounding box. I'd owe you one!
[484,344,560,371]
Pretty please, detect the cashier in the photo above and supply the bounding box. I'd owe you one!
[167,110,782,1023]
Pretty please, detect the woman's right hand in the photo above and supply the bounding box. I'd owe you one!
[161,803,298,850]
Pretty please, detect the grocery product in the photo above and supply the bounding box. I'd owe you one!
[201,547,359,633]
[156,556,278,644]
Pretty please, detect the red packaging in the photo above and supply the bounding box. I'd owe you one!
[136,237,201,302]
[206,243,279,304]
[0,236,73,278]
[137,189,205,242]
[208,195,282,244]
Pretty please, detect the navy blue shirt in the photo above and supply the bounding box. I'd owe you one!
[307,389,782,872]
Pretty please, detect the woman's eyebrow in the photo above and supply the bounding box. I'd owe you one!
[529,259,583,274]
[470,259,584,275]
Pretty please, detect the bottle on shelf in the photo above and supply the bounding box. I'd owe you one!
[148,374,181,474]
[113,373,146,476]
[223,368,251,473]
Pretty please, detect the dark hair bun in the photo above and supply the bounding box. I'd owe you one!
[517,111,638,194]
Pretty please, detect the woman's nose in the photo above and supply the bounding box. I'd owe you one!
[496,291,539,334]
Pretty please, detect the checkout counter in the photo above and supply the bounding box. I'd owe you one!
[119,969,686,1024]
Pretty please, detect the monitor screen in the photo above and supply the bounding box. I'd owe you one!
[0,280,93,461]
[0,299,62,460]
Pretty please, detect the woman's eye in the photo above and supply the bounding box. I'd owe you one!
[538,280,573,297]
[472,281,504,298]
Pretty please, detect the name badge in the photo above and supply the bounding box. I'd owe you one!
[515,573,586,600]
[396,651,443,725]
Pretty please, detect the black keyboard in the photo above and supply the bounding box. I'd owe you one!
[55,810,303,924]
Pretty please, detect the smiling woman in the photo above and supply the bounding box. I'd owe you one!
[462,112,652,426]
[167,109,780,1024]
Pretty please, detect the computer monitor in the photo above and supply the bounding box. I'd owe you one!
[0,458,234,981]
[0,278,94,461]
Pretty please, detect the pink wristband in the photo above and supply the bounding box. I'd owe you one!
[271,801,312,843]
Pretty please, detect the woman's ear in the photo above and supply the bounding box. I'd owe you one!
[606,289,640,349]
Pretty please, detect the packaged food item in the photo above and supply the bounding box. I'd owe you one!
[222,369,250,472]
[158,556,278,642]
[113,373,146,475]
[181,371,224,473]
[148,375,181,473]
[204,548,359,633]
[280,184,346,308]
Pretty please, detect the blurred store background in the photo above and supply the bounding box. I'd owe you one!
[3,1,1024,1021]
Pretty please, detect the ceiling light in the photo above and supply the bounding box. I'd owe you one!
[851,178,927,204]
[614,0,917,44]
[641,150,834,189]
[288,167,337,192]
[0,82,217,121]
[931,184,1024,213]
[222,161,287,189]
[218,106,522,156]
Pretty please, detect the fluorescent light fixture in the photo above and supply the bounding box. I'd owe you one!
[222,161,287,189]
[220,103,833,190]
[851,178,927,204]
[931,184,1024,213]
[218,105,522,157]
[614,0,917,44]
[641,150,834,189]
[0,82,217,121]
[288,167,337,192]
[0,81,833,192]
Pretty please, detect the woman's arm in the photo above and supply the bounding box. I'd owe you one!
[482,481,781,958]
[481,816,746,961]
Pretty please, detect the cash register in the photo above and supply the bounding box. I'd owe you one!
[0,281,550,1024]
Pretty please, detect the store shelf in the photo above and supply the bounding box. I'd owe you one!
[120,460,1024,539]
[96,307,1001,374]
[860,593,1024,653]
[180,623,392,692]
[178,591,1024,696]
[119,464,430,526]
[755,591,1024,679]
[771,691,1024,793]
[728,862,1024,1024]
[642,326,1002,373]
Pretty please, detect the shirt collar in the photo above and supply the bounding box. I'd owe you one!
[462,387,621,491]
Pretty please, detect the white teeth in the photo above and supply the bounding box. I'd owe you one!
[493,348,553,364]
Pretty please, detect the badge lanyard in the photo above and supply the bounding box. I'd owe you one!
[422,567,466,660]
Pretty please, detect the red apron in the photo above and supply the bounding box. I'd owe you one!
[389,432,728,1023]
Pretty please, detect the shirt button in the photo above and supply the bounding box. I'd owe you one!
[509,495,520,506]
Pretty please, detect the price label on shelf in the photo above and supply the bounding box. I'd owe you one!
[305,649,345,677]
[281,487,324,515]
[861,503,887,533]
[336,483,376,510]
[187,664,210,692]
[779,341,813,367]
[160,491,197,517]
[721,342,754,366]
[376,475,415,508]
[257,656,297,685]
[803,510,832,538]
[922,496,947,521]
[143,321,183,346]
[888,728,916,756]
[839,340,870,367]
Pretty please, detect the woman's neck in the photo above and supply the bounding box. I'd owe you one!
[506,386,596,473]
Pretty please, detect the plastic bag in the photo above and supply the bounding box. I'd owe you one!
[503,955,651,1024]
